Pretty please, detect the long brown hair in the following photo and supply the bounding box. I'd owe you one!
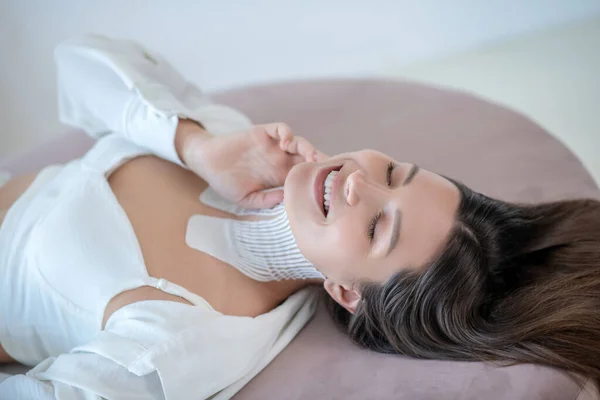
[329,180,600,389]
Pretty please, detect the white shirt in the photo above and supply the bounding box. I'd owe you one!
[0,35,318,400]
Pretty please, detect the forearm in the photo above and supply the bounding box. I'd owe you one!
[55,35,253,167]
[174,119,211,166]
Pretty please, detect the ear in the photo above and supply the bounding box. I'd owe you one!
[323,278,361,314]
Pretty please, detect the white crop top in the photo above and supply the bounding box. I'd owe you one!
[0,35,319,400]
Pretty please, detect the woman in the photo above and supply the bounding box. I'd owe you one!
[1,35,599,399]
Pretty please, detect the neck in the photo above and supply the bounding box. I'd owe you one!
[259,278,324,309]
[186,187,326,282]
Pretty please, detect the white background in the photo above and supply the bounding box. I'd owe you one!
[1,0,600,159]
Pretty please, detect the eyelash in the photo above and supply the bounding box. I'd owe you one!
[386,161,395,186]
[367,161,395,242]
[368,211,382,242]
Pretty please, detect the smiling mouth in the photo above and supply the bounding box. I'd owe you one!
[315,165,342,217]
[323,170,338,215]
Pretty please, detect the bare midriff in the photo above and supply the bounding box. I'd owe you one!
[0,156,317,337]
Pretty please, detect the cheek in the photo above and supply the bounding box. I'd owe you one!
[310,220,364,277]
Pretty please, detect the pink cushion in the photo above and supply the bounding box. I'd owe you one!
[1,79,597,400]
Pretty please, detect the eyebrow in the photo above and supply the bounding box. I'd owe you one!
[386,208,402,257]
[402,164,420,186]
[386,164,420,256]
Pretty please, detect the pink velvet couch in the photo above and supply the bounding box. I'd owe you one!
[1,79,598,400]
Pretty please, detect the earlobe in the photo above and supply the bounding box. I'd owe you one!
[323,279,361,314]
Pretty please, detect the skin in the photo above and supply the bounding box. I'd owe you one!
[0,128,459,365]
[284,149,461,313]
[0,120,319,365]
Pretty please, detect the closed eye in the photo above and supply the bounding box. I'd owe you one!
[368,161,395,243]
[368,211,382,243]
[386,161,395,186]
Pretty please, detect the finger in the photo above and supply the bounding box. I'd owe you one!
[288,148,330,167]
[259,123,321,162]
[259,123,293,148]
[290,154,308,165]
[285,136,320,162]
[239,189,284,209]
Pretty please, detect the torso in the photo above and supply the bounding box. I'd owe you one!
[0,156,316,332]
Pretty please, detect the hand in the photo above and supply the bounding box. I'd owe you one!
[181,122,328,209]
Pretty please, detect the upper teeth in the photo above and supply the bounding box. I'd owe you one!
[323,171,338,214]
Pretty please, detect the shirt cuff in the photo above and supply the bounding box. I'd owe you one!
[123,93,183,166]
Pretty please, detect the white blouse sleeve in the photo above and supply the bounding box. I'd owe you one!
[54,34,253,166]
[0,352,164,400]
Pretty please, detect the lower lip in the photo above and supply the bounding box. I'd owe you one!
[313,165,341,217]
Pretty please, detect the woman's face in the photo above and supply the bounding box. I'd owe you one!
[284,149,460,288]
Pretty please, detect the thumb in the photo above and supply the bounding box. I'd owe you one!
[238,189,284,209]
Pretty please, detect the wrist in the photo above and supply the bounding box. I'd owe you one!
[175,118,212,166]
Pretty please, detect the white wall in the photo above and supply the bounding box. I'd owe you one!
[1,0,600,159]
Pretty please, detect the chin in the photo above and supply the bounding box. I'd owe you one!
[283,171,299,217]
[284,164,311,234]
[284,163,309,203]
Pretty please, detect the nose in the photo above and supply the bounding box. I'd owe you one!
[345,169,384,206]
